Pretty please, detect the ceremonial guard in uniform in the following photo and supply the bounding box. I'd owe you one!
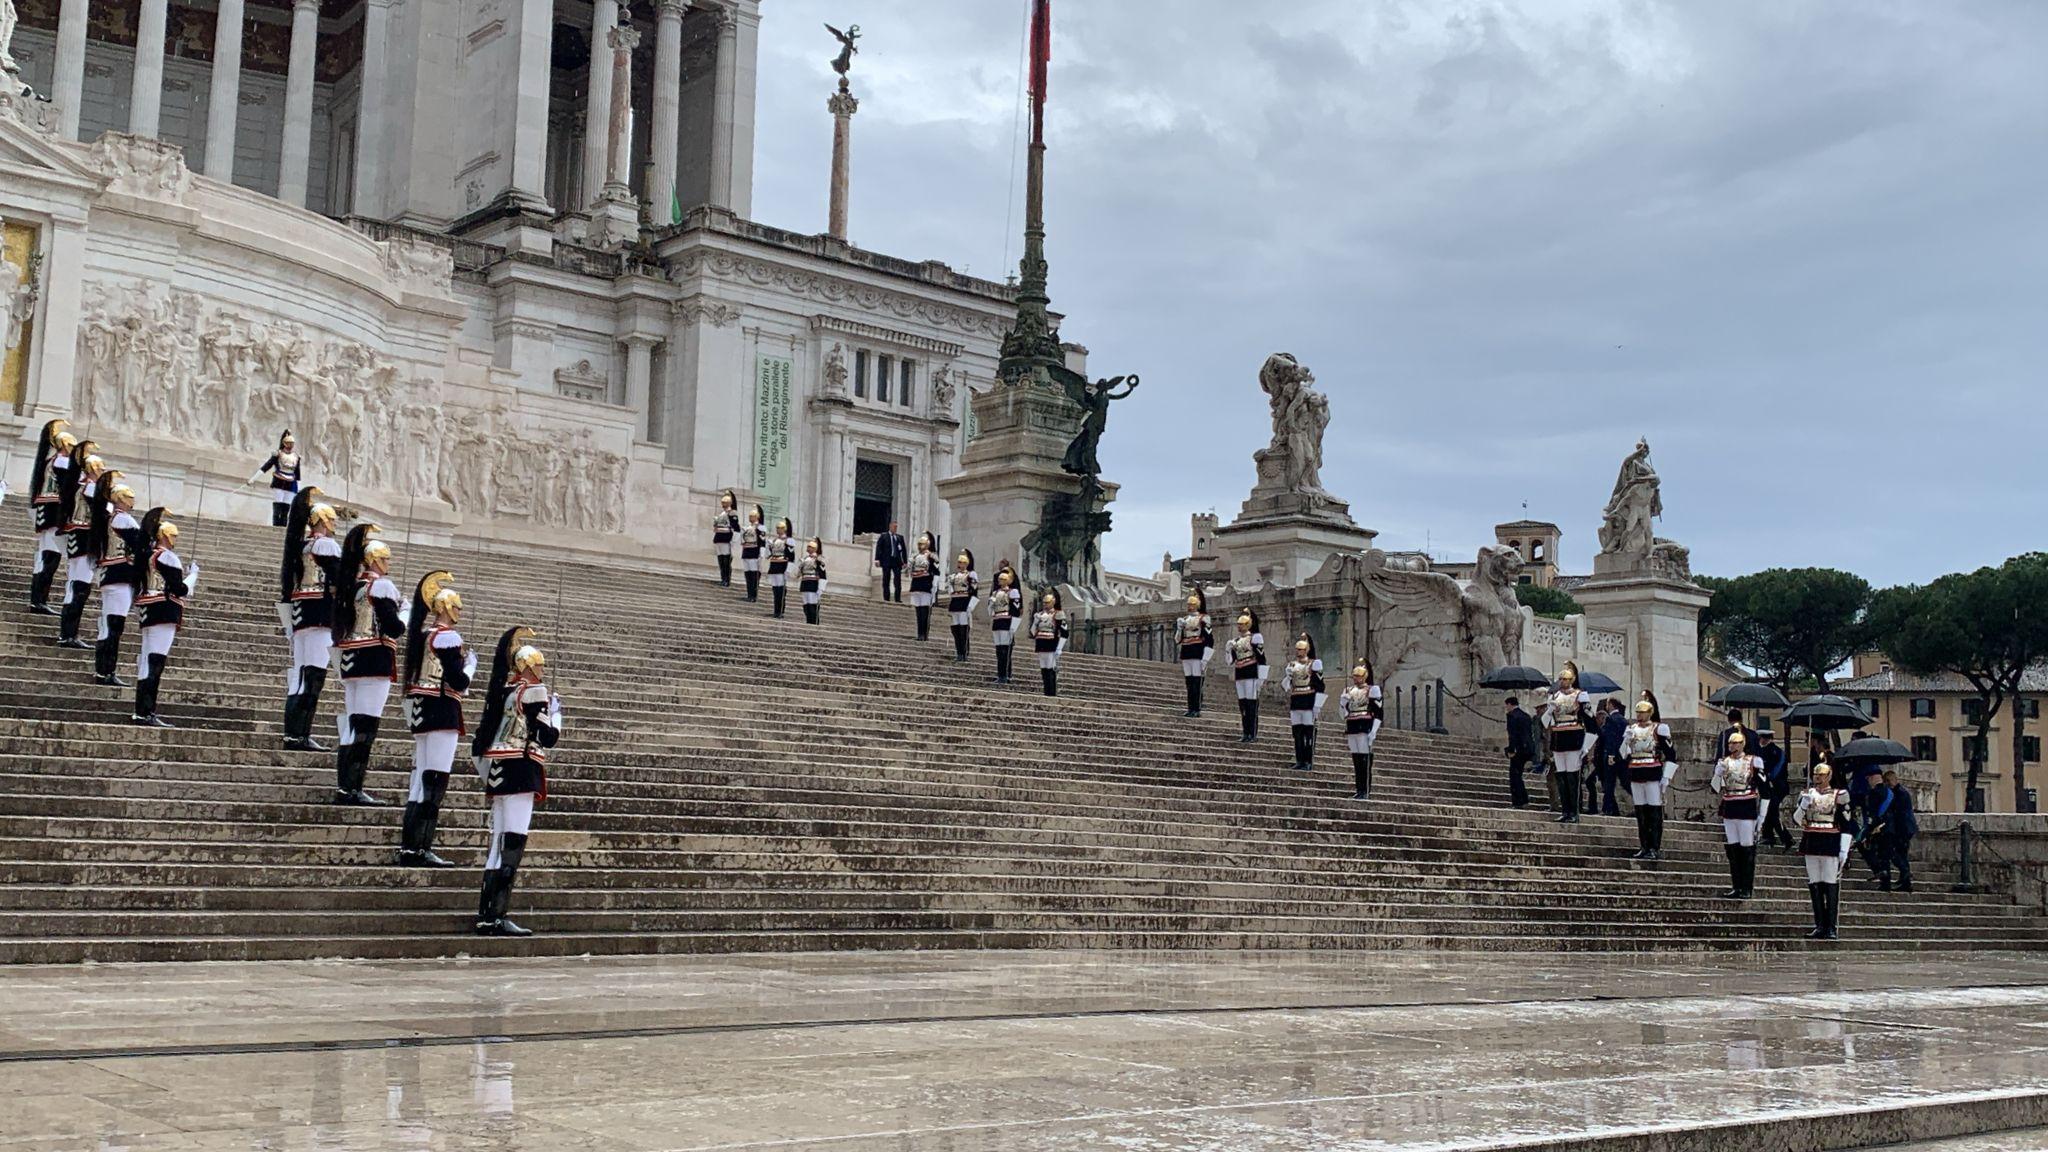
[400,571,475,867]
[91,478,144,686]
[907,533,940,641]
[943,550,979,663]
[711,490,740,587]
[332,524,403,806]
[764,518,796,618]
[25,420,75,615]
[987,563,1024,685]
[279,488,343,752]
[1711,730,1764,899]
[472,626,563,938]
[1341,662,1385,800]
[797,537,828,624]
[1031,589,1069,697]
[1541,661,1595,824]
[256,431,303,527]
[56,449,105,648]
[1793,760,1850,939]
[130,509,196,728]
[1284,636,1327,772]
[1225,611,1264,742]
[1174,589,1214,718]
[738,505,766,602]
[1621,698,1675,859]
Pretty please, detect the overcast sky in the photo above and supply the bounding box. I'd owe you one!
[749,1,2048,589]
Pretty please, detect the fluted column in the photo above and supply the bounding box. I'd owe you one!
[353,0,394,217]
[277,0,321,206]
[647,0,685,223]
[708,4,737,209]
[202,0,246,180]
[826,83,857,240]
[580,0,618,211]
[129,0,170,138]
[51,0,88,140]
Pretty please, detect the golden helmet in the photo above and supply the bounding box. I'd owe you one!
[308,503,339,531]
[157,518,180,544]
[1294,638,1311,655]
[54,430,78,452]
[805,537,822,555]
[1634,699,1655,716]
[1559,660,1580,688]
[1186,594,1203,611]
[82,454,107,479]
[1237,613,1253,630]
[957,553,972,568]
[1042,592,1058,608]
[1352,664,1371,681]
[110,483,137,508]
[513,644,546,675]
[422,571,462,621]
[1727,730,1747,749]
[364,539,392,568]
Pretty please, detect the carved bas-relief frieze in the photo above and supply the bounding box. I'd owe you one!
[673,251,1005,340]
[378,235,455,297]
[89,132,194,203]
[72,284,628,534]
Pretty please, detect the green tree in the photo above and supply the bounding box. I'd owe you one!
[1514,583,1581,619]
[1694,574,1733,658]
[1709,568,1872,692]
[1869,553,2048,812]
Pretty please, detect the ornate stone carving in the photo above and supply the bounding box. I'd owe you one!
[89,133,194,202]
[378,235,454,296]
[820,341,849,399]
[1256,352,1330,502]
[672,250,1005,339]
[1363,545,1527,678]
[673,295,742,328]
[554,359,609,402]
[72,284,629,534]
[0,85,53,133]
[928,362,955,413]
[1596,437,1691,579]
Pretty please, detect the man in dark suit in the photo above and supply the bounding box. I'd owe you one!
[1504,697,1535,809]
[1716,707,1761,760]
[873,520,907,602]
[1880,769,1918,892]
[1756,730,1792,850]
[1595,697,1627,815]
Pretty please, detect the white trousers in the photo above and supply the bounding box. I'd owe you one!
[410,729,461,801]
[714,542,732,556]
[338,677,392,743]
[1630,781,1665,807]
[289,629,332,694]
[99,584,133,637]
[1347,730,1379,755]
[66,555,95,588]
[909,591,934,607]
[767,572,786,588]
[272,489,293,507]
[486,793,536,869]
[1554,749,1584,775]
[1722,819,1758,847]
[950,610,972,626]
[803,590,821,606]
[742,557,760,572]
[1805,855,1842,884]
[1181,658,1205,677]
[136,624,177,675]
[1038,651,1060,670]
[993,630,1014,648]
[1235,678,1260,700]
[36,527,60,557]
[1289,709,1317,726]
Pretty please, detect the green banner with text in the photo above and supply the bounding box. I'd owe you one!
[752,354,794,523]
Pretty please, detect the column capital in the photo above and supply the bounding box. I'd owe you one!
[609,24,642,51]
[656,0,690,16]
[712,4,738,33]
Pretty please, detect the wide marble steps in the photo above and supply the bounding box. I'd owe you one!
[0,515,2041,962]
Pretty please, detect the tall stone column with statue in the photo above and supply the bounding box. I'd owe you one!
[1575,437,1711,719]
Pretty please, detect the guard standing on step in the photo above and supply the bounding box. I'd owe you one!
[1225,611,1264,743]
[765,517,795,618]
[1031,589,1068,697]
[1794,759,1850,940]
[1622,699,1674,860]
[798,537,828,624]
[280,488,343,752]
[332,524,403,806]
[1175,589,1214,719]
[473,626,563,938]
[711,489,740,587]
[738,505,766,602]
[131,508,197,728]
[256,431,303,527]
[1541,661,1594,824]
[988,563,1023,684]
[25,419,75,615]
[908,533,940,641]
[943,550,979,663]
[1284,636,1326,772]
[1341,662,1384,800]
[1712,731,1763,899]
[400,571,475,868]
[55,449,105,649]
[91,478,143,686]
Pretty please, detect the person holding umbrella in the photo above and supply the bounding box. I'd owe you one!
[1880,770,1919,892]
[1757,730,1793,851]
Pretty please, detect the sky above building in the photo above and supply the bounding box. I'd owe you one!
[750,1,2048,589]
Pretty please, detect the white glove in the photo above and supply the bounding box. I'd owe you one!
[276,601,294,635]
[0,479,9,506]
[397,604,411,628]
[247,470,267,485]
[548,695,564,730]
[1662,761,1679,787]
[185,563,201,596]
[463,652,479,679]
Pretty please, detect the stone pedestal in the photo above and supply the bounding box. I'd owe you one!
[1573,572,1712,720]
[935,382,1114,587]
[1213,513,1376,588]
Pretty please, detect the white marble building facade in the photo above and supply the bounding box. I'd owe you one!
[0,1,1010,572]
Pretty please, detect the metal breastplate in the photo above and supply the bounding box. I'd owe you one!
[490,683,541,757]
[1719,758,1757,794]
[295,542,327,596]
[1178,615,1205,643]
[109,517,138,566]
[1228,637,1253,663]
[1345,687,1373,715]
[992,592,1016,619]
[768,538,793,562]
[911,555,935,579]
[1551,692,1583,726]
[275,452,300,479]
[141,551,167,598]
[344,580,382,643]
[1623,725,1659,759]
[1288,664,1314,692]
[799,556,822,580]
[1032,611,1059,638]
[413,633,453,693]
[947,573,971,595]
[36,458,65,500]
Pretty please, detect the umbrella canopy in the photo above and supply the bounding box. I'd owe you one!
[1709,683,1791,710]
[1478,666,1553,691]
[1575,670,1623,694]
[1836,736,1914,765]
[1780,695,1875,731]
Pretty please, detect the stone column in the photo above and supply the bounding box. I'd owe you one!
[352,0,394,217]
[579,0,619,211]
[604,24,640,194]
[622,334,659,438]
[508,0,556,210]
[202,0,246,180]
[647,0,686,223]
[708,4,738,209]
[51,0,89,140]
[826,83,857,240]
[277,0,321,206]
[129,0,170,138]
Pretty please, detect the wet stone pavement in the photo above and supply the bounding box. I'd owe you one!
[4,949,2048,1150]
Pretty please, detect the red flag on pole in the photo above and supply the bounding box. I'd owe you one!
[1029,0,1051,145]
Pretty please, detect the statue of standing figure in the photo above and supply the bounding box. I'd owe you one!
[1256,352,1331,499]
[1598,437,1663,556]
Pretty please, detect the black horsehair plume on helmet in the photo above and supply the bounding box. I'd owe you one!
[1245,607,1262,634]
[1297,632,1319,660]
[776,517,793,536]
[86,468,123,565]
[330,523,381,645]
[30,418,65,494]
[1043,586,1063,611]
[404,570,454,690]
[750,504,765,523]
[472,625,537,760]
[133,508,168,592]
[278,429,294,449]
[1188,586,1208,613]
[959,548,975,572]
[280,486,323,600]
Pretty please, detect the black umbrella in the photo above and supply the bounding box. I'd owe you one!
[1836,736,1913,765]
[1576,670,1623,694]
[1709,683,1791,710]
[1478,665,1553,691]
[1780,695,1875,731]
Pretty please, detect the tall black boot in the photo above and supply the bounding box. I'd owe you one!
[1352,753,1371,799]
[1249,703,1259,741]
[27,553,58,613]
[287,667,331,752]
[996,646,1012,684]
[334,715,384,806]
[399,802,424,861]
[272,503,290,527]
[1740,845,1757,898]
[1807,884,1827,938]
[401,773,454,867]
[806,603,820,625]
[717,555,732,587]
[1182,677,1198,718]
[916,606,930,640]
[477,832,534,937]
[1190,677,1204,717]
[132,654,171,727]
[95,615,129,685]
[1041,668,1056,697]
[1301,725,1316,770]
[952,625,968,662]
[1556,776,1580,823]
[58,582,92,646]
[1631,808,1651,859]
[772,585,786,618]
[1823,883,1841,939]
[1647,806,1664,860]
[1239,699,1255,742]
[1289,725,1307,771]
[744,571,759,601]
[1721,845,1743,898]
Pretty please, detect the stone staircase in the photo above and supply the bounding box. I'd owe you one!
[1,515,2043,963]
